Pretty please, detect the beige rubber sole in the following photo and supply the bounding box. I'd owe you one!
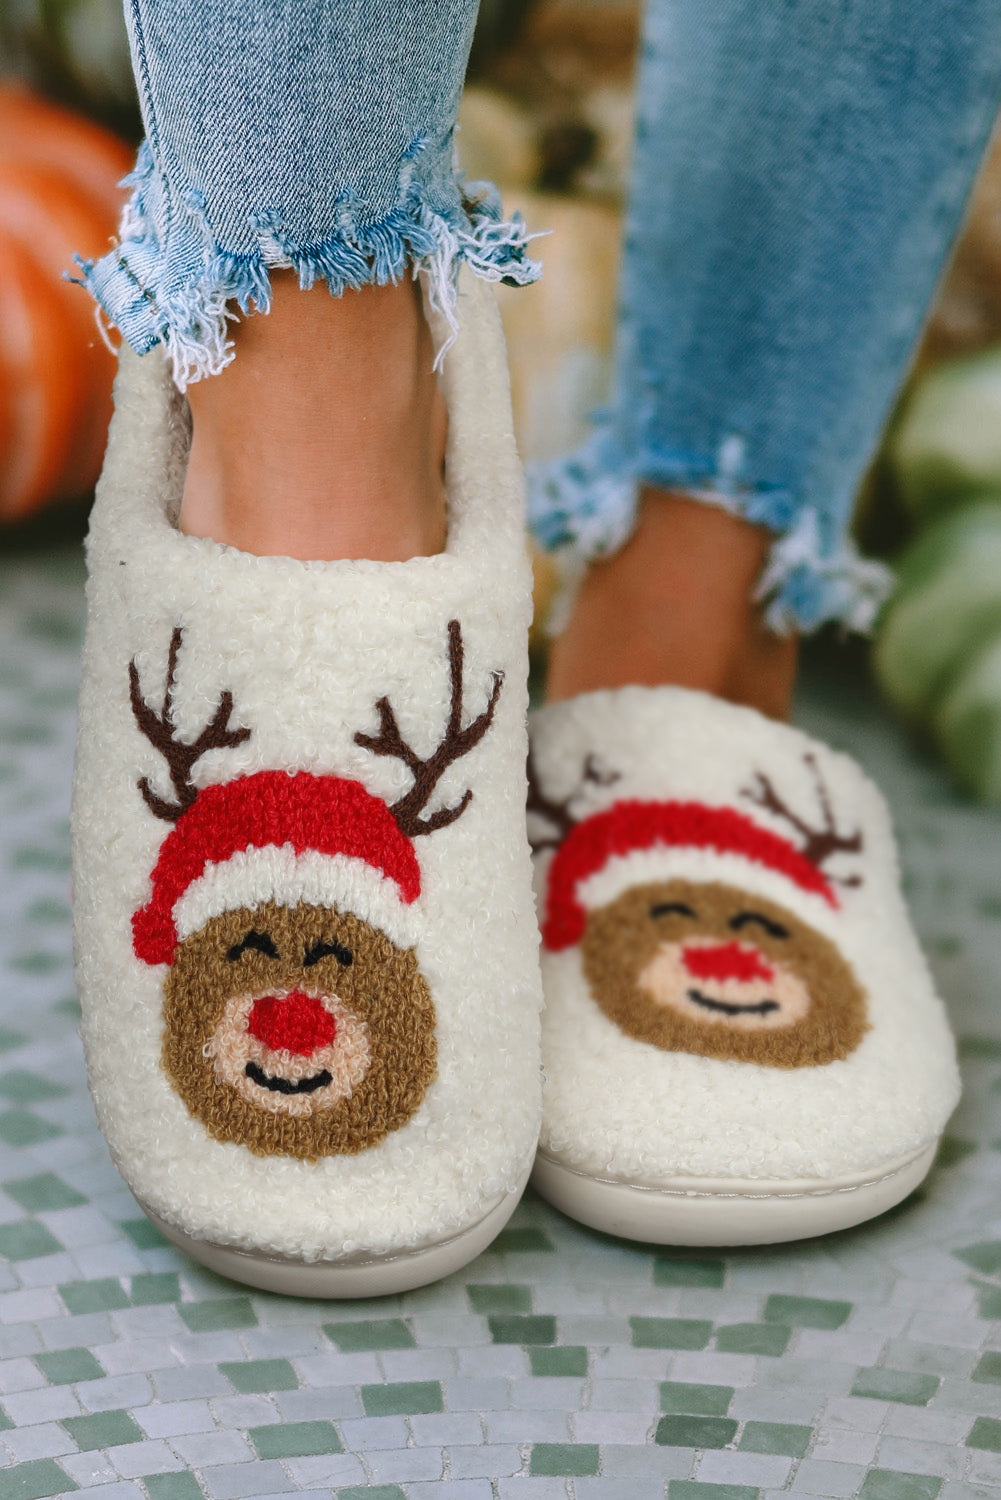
[142,1180,526,1298]
[531,1140,938,1246]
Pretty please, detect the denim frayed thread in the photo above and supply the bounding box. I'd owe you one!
[527,429,893,638]
[74,141,540,391]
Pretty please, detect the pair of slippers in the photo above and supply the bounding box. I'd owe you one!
[72,276,959,1297]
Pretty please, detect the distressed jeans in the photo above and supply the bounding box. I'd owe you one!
[81,0,1001,633]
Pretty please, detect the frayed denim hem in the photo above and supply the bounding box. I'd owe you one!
[73,142,540,391]
[527,428,893,637]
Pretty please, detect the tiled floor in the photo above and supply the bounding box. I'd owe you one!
[1,544,1000,1500]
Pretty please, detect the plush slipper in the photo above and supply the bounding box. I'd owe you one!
[71,273,542,1296]
[527,686,959,1245]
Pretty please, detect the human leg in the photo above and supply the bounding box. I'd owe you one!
[78,0,537,560]
[71,1,544,1292]
[536,0,1001,709]
[527,0,1001,1243]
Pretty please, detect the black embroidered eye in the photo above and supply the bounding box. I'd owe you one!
[303,938,353,968]
[650,902,697,920]
[226,931,280,961]
[729,910,789,939]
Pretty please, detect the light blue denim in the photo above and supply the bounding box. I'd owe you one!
[83,0,1001,633]
[529,0,1001,632]
[78,0,538,389]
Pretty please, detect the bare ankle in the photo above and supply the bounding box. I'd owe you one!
[178,274,448,562]
[545,488,798,719]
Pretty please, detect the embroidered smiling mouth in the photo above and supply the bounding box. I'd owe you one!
[686,988,780,1018]
[244,1061,334,1095]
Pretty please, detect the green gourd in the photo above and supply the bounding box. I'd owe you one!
[874,500,1001,803]
[889,347,1001,521]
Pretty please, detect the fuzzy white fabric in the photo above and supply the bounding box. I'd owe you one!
[174,847,421,952]
[530,686,959,1184]
[72,271,543,1262]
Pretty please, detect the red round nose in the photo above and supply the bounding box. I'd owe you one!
[682,941,775,985]
[247,991,337,1056]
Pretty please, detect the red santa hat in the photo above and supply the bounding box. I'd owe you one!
[541,797,837,952]
[132,770,421,966]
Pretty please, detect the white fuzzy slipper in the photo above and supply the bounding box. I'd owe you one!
[71,273,543,1296]
[527,686,959,1245]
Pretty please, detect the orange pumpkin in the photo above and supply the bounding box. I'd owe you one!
[0,86,133,520]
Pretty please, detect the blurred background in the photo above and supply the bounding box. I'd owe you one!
[4,0,1001,801]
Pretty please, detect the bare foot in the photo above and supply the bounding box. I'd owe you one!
[179,274,448,562]
[545,488,798,720]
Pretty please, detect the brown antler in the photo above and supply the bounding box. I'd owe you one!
[354,619,503,837]
[742,752,863,884]
[128,626,251,822]
[526,748,620,851]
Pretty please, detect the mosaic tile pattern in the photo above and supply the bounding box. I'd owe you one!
[1,545,1000,1500]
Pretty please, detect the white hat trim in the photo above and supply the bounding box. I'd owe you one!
[173,844,421,952]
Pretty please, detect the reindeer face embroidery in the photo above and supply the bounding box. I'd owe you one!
[580,878,867,1066]
[129,621,501,1159]
[531,753,870,1069]
[163,900,435,1157]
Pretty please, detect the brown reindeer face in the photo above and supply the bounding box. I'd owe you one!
[130,619,503,1158]
[581,878,868,1067]
[163,900,436,1159]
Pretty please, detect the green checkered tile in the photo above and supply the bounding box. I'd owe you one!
[59,1278,129,1314]
[858,1470,942,1500]
[974,1284,1001,1319]
[361,1382,443,1416]
[935,1137,975,1168]
[144,1475,204,1500]
[954,1241,1001,1275]
[467,1283,532,1312]
[35,1348,104,1385]
[0,1026,27,1053]
[0,1069,65,1103]
[967,1416,1001,1452]
[9,951,65,975]
[738,1421,812,1457]
[653,1256,725,1287]
[220,1359,298,1393]
[762,1294,850,1329]
[489,1226,555,1252]
[715,1323,790,1357]
[323,1318,415,1351]
[120,1217,167,1249]
[530,1443,600,1477]
[0,1221,63,1260]
[22,610,79,644]
[3,1172,85,1211]
[337,1488,405,1500]
[0,1407,12,1431]
[529,1347,588,1377]
[9,847,70,873]
[655,1415,738,1448]
[249,1420,342,1458]
[0,1111,62,1146]
[631,1317,712,1350]
[851,1368,940,1405]
[668,1483,758,1500]
[960,1034,1001,1057]
[972,1351,1001,1384]
[130,1273,181,1305]
[62,1408,144,1451]
[487,1314,555,1344]
[0,1460,78,1500]
[660,1383,734,1416]
[178,1297,257,1331]
[24,897,72,924]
